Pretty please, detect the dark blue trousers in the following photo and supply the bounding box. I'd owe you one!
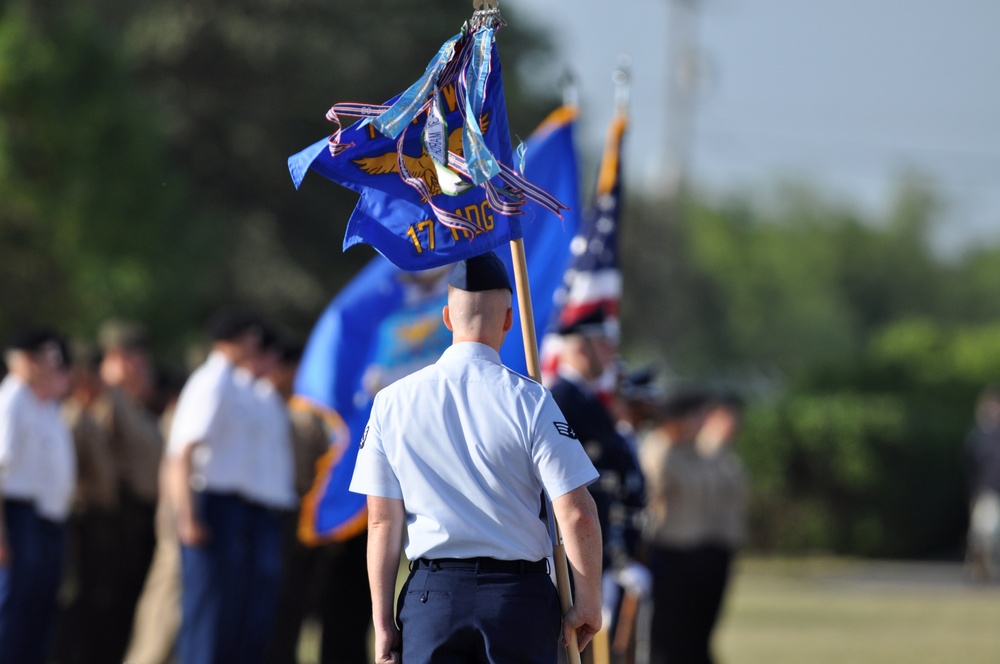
[648,543,733,664]
[399,562,561,664]
[0,500,66,664]
[178,492,284,664]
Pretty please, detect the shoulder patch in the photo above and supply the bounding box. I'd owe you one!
[553,422,577,439]
[359,425,370,449]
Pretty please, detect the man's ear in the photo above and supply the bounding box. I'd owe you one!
[443,305,454,332]
[503,307,513,332]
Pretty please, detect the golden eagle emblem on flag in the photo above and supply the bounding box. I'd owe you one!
[352,117,490,198]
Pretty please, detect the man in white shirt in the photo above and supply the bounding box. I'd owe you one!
[0,328,76,664]
[165,309,295,664]
[350,251,604,664]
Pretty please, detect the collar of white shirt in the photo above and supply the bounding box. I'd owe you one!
[440,342,502,366]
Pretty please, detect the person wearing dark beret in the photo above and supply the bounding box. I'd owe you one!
[548,306,648,645]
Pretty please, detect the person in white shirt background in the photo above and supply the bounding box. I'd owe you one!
[164,308,295,664]
[0,328,76,664]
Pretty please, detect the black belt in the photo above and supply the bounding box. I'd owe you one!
[413,557,548,574]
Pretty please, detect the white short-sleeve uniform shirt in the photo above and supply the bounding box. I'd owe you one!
[168,351,294,507]
[0,374,75,522]
[249,378,297,510]
[350,342,598,562]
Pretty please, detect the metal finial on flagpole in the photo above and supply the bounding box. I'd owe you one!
[560,69,579,109]
[471,0,504,29]
[613,54,631,110]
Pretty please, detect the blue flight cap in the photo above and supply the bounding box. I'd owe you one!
[448,251,512,293]
[619,365,663,403]
[556,304,620,340]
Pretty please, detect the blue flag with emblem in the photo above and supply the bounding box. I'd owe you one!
[295,104,581,542]
[288,15,567,271]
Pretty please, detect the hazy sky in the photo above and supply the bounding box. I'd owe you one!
[503,0,1000,254]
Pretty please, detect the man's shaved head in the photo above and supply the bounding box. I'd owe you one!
[444,286,513,350]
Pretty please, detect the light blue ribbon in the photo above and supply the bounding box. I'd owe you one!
[461,26,500,185]
[373,30,464,139]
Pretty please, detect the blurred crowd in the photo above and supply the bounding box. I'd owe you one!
[0,306,754,664]
[546,307,749,664]
[0,311,369,664]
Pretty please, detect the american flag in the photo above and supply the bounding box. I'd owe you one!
[540,106,627,384]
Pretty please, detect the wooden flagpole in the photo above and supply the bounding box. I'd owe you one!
[509,236,582,664]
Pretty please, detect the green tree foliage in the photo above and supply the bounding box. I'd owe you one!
[741,392,909,556]
[619,180,1000,556]
[0,5,211,352]
[620,178,997,376]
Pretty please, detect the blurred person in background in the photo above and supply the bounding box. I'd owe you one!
[640,390,746,664]
[0,328,76,664]
[614,365,664,454]
[268,340,373,664]
[124,364,191,664]
[165,308,295,664]
[549,307,649,657]
[697,392,750,558]
[89,318,164,661]
[609,365,664,663]
[964,384,1000,582]
[52,340,121,664]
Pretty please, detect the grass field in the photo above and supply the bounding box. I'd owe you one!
[714,557,1000,664]
[300,556,1000,663]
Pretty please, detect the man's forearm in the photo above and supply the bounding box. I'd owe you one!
[165,447,194,517]
[367,496,405,631]
[553,487,603,612]
[0,484,7,565]
[165,444,206,545]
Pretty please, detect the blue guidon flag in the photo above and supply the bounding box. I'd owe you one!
[287,8,567,271]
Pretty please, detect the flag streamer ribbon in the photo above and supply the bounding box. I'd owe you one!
[459,25,500,185]
[324,103,390,155]
[372,31,466,139]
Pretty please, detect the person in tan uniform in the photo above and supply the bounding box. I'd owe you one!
[124,367,189,664]
[51,341,121,664]
[697,393,750,556]
[90,319,163,661]
[639,390,729,664]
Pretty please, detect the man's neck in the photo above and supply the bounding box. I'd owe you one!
[8,365,45,398]
[451,335,502,353]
